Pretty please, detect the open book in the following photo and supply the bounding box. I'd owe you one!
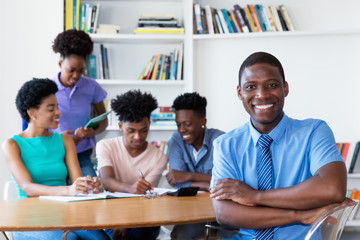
[39,188,177,202]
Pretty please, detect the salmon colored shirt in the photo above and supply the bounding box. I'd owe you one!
[96,136,168,187]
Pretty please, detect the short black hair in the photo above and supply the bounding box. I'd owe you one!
[111,89,158,123]
[238,52,285,86]
[172,92,207,118]
[52,29,93,59]
[16,78,58,123]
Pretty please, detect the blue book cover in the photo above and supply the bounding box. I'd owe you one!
[73,0,77,29]
[259,4,271,31]
[254,4,266,32]
[87,55,97,79]
[221,9,233,33]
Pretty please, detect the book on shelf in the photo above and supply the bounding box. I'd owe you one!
[134,27,184,34]
[96,24,120,34]
[194,4,203,34]
[159,106,172,113]
[99,44,110,79]
[87,55,97,79]
[193,3,294,34]
[336,141,360,173]
[204,5,214,34]
[65,1,100,33]
[139,45,183,81]
[279,5,295,31]
[65,0,73,30]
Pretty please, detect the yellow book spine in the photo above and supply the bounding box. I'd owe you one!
[76,0,81,30]
[65,0,73,30]
[151,54,161,80]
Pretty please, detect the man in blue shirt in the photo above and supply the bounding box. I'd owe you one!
[166,92,224,240]
[210,52,353,240]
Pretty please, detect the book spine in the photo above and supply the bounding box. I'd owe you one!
[155,54,164,80]
[86,4,93,33]
[248,4,261,32]
[271,4,283,31]
[87,55,97,79]
[200,7,208,34]
[277,8,288,31]
[221,9,233,33]
[151,54,161,80]
[279,5,295,31]
[254,4,265,32]
[194,4,203,34]
[259,4,271,32]
[100,44,106,79]
[65,0,73,30]
[140,57,153,80]
[211,8,220,34]
[217,9,229,34]
[93,3,100,33]
[204,5,214,34]
[176,43,183,80]
[244,6,257,32]
[230,10,241,33]
[265,6,277,32]
[214,10,224,34]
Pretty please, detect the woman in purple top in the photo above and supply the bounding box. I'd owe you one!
[51,29,108,177]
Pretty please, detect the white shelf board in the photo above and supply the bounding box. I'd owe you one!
[90,33,185,43]
[193,29,360,40]
[348,173,360,179]
[97,79,185,86]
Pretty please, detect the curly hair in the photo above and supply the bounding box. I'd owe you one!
[52,29,93,59]
[111,90,158,123]
[16,78,58,123]
[238,52,285,86]
[172,92,207,118]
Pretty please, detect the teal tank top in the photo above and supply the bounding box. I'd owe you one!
[11,132,68,198]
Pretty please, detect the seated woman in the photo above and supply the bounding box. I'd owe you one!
[96,90,168,240]
[2,78,109,240]
[165,92,224,240]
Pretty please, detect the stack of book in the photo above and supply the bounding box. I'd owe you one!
[139,44,183,80]
[193,3,294,34]
[65,0,101,33]
[150,111,176,127]
[336,141,360,173]
[134,14,184,34]
[86,44,110,79]
[151,140,169,156]
[96,24,120,34]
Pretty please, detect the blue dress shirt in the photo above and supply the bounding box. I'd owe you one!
[168,127,224,188]
[211,114,344,240]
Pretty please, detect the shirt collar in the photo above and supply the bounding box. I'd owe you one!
[249,113,288,146]
[201,127,211,149]
[53,72,84,90]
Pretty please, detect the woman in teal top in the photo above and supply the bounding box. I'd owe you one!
[2,78,109,240]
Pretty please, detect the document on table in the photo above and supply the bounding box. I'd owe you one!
[39,191,142,202]
[39,188,177,202]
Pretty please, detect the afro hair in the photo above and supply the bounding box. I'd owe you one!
[16,78,58,123]
[111,89,158,123]
[172,92,207,118]
[52,29,93,59]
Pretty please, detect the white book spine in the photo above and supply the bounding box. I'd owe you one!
[176,43,183,80]
[204,5,214,34]
[271,4,283,32]
[217,9,229,34]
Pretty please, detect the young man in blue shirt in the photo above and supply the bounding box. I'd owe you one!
[210,52,354,240]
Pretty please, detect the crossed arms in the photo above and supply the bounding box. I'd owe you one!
[210,161,350,229]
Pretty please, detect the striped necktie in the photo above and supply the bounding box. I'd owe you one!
[255,134,274,240]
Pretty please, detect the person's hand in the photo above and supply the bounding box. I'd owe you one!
[68,175,94,195]
[210,178,257,206]
[300,198,356,225]
[166,169,190,186]
[130,178,152,194]
[91,177,104,193]
[61,130,82,145]
[112,228,129,240]
[75,127,95,139]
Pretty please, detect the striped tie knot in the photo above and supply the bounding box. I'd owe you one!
[258,135,273,149]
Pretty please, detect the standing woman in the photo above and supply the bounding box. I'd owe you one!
[52,29,108,177]
[2,78,109,240]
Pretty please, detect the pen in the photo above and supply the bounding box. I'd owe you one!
[138,169,145,180]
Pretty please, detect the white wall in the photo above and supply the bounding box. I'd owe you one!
[0,0,63,199]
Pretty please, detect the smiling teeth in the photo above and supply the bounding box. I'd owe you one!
[256,104,273,109]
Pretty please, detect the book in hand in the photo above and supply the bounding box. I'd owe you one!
[84,111,112,128]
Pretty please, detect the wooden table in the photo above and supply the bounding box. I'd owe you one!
[0,193,215,235]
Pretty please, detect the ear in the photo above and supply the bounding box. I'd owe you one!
[201,117,207,127]
[284,81,289,97]
[27,109,36,121]
[118,121,123,131]
[237,85,243,101]
[58,59,63,68]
